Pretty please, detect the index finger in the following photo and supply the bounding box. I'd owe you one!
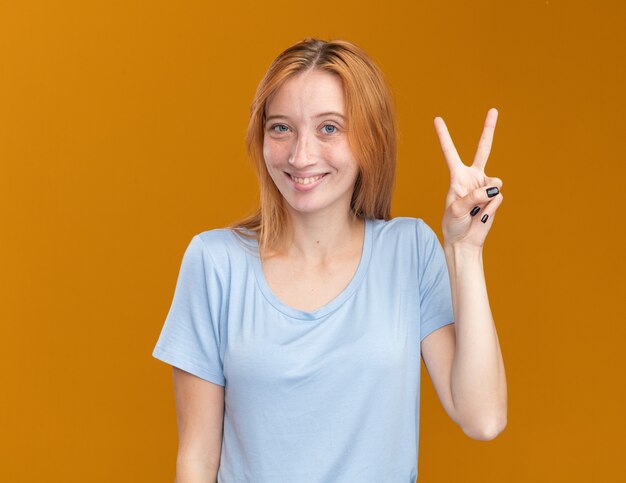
[433,116,463,171]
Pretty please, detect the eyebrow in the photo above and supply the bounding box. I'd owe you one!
[265,111,346,122]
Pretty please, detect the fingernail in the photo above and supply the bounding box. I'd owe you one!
[481,214,489,223]
[470,206,480,216]
[486,187,499,198]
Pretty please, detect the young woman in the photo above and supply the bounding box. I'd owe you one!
[153,37,507,482]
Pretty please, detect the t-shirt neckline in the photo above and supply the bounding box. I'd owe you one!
[247,217,373,321]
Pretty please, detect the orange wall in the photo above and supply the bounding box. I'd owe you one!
[1,1,623,481]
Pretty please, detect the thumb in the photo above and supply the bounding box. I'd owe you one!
[485,176,503,189]
[451,184,501,218]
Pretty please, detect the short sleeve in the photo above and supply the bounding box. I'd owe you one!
[152,234,225,386]
[416,219,455,342]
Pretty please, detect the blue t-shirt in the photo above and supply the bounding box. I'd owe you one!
[152,216,454,482]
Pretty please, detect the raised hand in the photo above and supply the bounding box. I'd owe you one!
[433,108,504,249]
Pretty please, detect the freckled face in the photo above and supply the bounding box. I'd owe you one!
[262,69,359,218]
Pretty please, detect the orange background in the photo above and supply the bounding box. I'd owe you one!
[1,1,624,481]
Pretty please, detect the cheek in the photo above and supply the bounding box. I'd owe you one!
[321,143,358,170]
[262,140,273,165]
[263,138,290,166]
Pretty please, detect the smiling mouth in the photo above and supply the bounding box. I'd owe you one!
[285,172,329,185]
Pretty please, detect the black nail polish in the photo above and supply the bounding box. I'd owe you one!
[487,187,499,198]
[481,214,489,223]
[470,206,480,216]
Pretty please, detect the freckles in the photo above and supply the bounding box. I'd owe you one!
[319,143,343,160]
[320,143,353,163]
[263,140,284,164]
[318,144,332,156]
[271,144,291,162]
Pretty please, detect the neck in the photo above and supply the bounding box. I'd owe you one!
[282,210,364,265]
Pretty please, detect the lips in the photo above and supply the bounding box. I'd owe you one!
[284,171,329,191]
[291,174,323,182]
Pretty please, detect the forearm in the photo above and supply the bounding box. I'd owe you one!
[444,243,507,440]
[175,456,218,483]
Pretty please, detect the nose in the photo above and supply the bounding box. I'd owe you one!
[288,131,317,169]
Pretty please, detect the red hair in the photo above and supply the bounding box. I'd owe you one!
[228,37,398,257]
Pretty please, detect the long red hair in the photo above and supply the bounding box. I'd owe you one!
[227,37,398,258]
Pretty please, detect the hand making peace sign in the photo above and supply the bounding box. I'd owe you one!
[434,108,504,249]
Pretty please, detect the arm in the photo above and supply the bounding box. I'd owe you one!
[173,367,225,483]
[446,243,507,440]
[423,108,507,440]
[420,245,507,441]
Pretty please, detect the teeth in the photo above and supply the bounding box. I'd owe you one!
[290,174,325,184]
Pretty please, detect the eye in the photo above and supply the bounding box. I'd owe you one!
[269,123,289,133]
[321,124,338,134]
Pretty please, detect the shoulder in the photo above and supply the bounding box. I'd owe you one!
[195,227,238,251]
[185,227,249,271]
[372,217,442,260]
[373,216,433,240]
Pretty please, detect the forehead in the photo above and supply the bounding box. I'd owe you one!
[265,70,345,115]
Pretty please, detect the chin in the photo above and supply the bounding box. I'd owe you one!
[286,203,324,215]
